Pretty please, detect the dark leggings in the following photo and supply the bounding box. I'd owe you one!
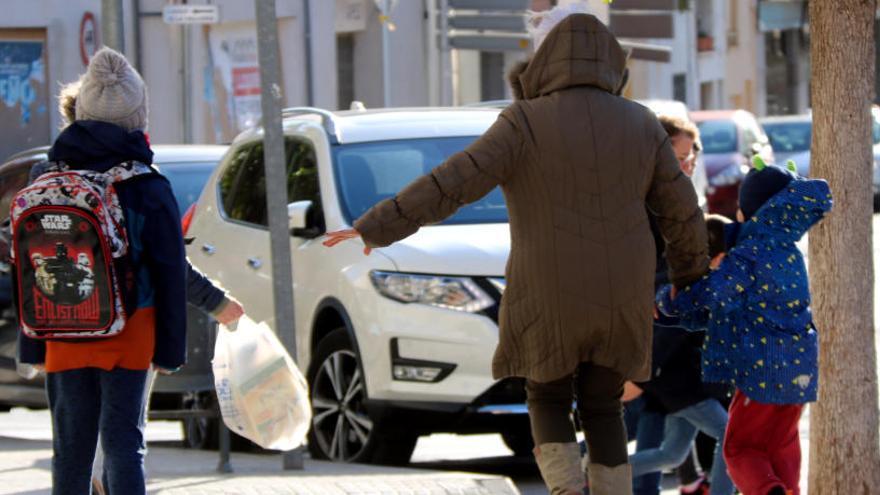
[526,362,628,467]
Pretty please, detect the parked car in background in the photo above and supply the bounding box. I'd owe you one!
[761,110,880,211]
[759,114,812,176]
[638,99,708,211]
[692,110,774,219]
[187,106,536,465]
[0,145,227,449]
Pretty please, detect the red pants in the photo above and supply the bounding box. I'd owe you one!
[723,390,804,495]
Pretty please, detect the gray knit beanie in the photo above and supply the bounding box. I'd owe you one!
[75,47,148,132]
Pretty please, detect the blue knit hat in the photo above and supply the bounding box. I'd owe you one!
[738,159,796,220]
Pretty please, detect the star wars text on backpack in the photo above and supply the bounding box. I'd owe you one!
[10,161,151,339]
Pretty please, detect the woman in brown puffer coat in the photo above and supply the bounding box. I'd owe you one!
[325,6,708,495]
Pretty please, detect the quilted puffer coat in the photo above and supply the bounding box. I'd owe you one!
[354,14,708,383]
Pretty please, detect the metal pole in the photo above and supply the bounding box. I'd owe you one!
[438,0,452,106]
[381,0,392,107]
[182,25,193,143]
[254,0,303,471]
[101,0,125,51]
[304,0,314,106]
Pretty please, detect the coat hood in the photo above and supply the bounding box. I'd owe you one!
[507,14,628,100]
[48,120,153,173]
[738,177,832,244]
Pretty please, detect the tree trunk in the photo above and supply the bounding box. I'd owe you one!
[808,1,880,494]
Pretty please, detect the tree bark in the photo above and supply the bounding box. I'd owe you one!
[809,1,880,494]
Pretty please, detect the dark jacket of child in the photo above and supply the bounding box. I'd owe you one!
[18,121,188,371]
[658,177,832,404]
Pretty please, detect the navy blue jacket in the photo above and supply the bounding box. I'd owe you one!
[18,121,189,370]
[658,177,832,404]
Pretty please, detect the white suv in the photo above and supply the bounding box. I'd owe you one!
[186,107,531,464]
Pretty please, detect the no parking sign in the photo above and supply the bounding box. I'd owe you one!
[79,12,98,66]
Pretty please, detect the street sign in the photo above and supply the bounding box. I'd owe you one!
[79,12,98,66]
[448,0,529,10]
[163,5,220,25]
[447,14,525,32]
[619,40,671,62]
[610,12,674,39]
[609,0,676,10]
[449,34,530,51]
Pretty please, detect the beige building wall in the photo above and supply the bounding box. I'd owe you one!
[723,0,766,116]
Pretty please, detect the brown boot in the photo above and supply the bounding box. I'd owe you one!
[586,463,632,495]
[533,442,586,495]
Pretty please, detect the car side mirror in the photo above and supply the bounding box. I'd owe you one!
[288,200,321,239]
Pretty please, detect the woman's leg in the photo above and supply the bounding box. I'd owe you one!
[574,363,631,495]
[526,374,584,494]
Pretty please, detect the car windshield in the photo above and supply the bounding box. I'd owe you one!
[332,137,508,225]
[762,121,812,153]
[155,161,217,216]
[697,120,739,154]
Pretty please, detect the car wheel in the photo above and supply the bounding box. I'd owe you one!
[501,428,535,457]
[181,392,218,450]
[307,328,417,465]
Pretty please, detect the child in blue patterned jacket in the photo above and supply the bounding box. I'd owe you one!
[657,158,832,495]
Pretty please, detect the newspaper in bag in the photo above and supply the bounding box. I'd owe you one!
[212,316,311,450]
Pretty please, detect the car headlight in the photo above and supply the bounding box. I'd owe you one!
[709,162,750,187]
[370,271,494,313]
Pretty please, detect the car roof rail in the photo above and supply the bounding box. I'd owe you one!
[281,107,339,144]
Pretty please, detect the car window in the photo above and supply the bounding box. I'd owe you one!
[286,137,324,231]
[762,122,812,153]
[218,138,322,228]
[154,161,217,216]
[219,143,268,226]
[697,120,738,154]
[332,137,508,225]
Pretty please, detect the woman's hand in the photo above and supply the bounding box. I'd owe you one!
[622,381,643,402]
[323,229,372,255]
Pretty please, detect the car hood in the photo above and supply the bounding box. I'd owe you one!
[376,223,510,276]
[773,150,811,176]
[703,152,743,177]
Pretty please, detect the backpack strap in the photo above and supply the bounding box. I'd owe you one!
[105,161,155,183]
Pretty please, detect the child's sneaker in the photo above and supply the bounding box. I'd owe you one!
[679,475,709,494]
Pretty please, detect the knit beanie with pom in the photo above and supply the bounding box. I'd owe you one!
[74,47,148,132]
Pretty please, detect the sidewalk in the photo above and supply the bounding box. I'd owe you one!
[0,435,519,495]
[0,407,520,495]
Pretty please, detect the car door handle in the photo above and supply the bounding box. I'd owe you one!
[247,257,262,269]
[202,244,216,255]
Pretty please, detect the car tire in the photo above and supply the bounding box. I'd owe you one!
[307,328,417,465]
[501,428,535,457]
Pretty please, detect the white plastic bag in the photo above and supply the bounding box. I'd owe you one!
[212,316,312,450]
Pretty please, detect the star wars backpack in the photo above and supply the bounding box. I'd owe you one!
[10,161,152,340]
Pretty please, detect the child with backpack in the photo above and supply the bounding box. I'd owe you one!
[15,48,187,495]
[658,159,833,495]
